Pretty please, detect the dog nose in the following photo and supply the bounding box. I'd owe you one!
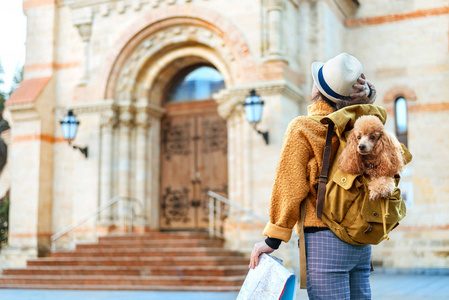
[359,145,366,151]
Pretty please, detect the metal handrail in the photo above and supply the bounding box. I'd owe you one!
[208,190,268,249]
[208,190,300,273]
[51,196,143,250]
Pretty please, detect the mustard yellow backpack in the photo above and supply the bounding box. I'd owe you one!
[298,105,412,289]
[310,104,412,245]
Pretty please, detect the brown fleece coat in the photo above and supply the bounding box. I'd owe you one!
[263,100,340,242]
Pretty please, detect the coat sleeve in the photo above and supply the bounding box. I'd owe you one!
[263,118,312,243]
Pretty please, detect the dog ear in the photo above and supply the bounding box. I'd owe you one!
[375,132,404,177]
[338,132,364,174]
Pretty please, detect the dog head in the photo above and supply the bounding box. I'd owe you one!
[352,116,384,155]
[338,115,404,176]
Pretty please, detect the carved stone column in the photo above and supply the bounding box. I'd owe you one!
[134,106,151,229]
[76,23,92,85]
[117,104,134,231]
[117,105,134,196]
[99,108,118,227]
[72,8,93,85]
[146,104,165,229]
[263,0,287,61]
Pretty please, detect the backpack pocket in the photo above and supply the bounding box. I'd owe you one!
[362,187,406,225]
[344,187,406,245]
[325,168,362,224]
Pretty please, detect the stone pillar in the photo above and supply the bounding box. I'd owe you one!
[72,8,93,85]
[263,0,286,61]
[116,104,134,231]
[99,108,117,227]
[146,105,164,229]
[134,106,151,230]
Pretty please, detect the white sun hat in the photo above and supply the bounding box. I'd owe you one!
[311,53,363,103]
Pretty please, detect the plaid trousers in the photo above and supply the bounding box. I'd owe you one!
[305,230,372,300]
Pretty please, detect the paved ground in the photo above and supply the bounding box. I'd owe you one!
[2,273,448,299]
[296,272,449,299]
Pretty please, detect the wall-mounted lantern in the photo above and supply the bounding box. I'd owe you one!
[243,89,269,145]
[60,110,88,158]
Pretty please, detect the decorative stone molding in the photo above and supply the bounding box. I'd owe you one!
[214,80,303,120]
[63,0,210,16]
[56,99,116,115]
[147,102,166,119]
[135,105,152,129]
[6,103,40,122]
[75,23,92,43]
[265,0,286,10]
[71,7,93,85]
[330,0,359,19]
[288,0,299,8]
[115,24,236,101]
[262,0,288,62]
[118,104,135,129]
[101,6,255,100]
[100,107,119,129]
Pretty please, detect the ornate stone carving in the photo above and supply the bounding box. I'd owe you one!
[115,25,235,100]
[265,0,286,10]
[57,100,116,115]
[75,23,92,43]
[135,106,152,129]
[118,105,135,129]
[262,0,287,61]
[63,0,211,16]
[100,108,119,129]
[331,0,359,18]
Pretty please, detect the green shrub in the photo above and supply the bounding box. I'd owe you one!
[0,195,9,248]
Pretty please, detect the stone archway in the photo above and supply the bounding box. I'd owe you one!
[98,16,252,230]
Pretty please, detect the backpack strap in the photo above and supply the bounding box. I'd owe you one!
[316,121,335,220]
[299,200,307,289]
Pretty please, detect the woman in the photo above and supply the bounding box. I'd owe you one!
[249,53,377,299]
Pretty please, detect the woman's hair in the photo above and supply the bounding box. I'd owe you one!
[313,90,364,111]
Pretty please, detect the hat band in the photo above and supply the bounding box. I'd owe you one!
[318,66,347,100]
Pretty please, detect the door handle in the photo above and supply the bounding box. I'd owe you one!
[191,172,201,207]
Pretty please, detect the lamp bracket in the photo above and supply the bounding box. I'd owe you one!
[252,124,269,145]
[70,143,89,158]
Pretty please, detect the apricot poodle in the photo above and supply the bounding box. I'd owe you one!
[338,115,404,201]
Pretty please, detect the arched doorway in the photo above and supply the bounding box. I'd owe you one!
[159,65,228,230]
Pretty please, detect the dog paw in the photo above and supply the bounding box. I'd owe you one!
[369,190,380,201]
[368,177,395,201]
[369,190,392,201]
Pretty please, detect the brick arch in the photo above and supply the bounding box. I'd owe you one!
[384,85,417,103]
[101,5,255,100]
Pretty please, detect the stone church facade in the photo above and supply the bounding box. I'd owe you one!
[1,0,449,271]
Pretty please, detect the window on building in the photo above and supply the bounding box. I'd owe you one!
[395,97,408,147]
[166,66,225,103]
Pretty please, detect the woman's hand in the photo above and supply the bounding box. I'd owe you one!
[249,241,275,269]
[350,73,376,103]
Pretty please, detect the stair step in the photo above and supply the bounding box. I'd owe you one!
[3,265,249,277]
[27,256,249,267]
[0,284,241,291]
[0,275,245,287]
[52,248,241,258]
[77,239,223,249]
[1,231,246,291]
[98,232,210,242]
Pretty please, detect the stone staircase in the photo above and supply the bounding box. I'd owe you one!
[0,231,248,291]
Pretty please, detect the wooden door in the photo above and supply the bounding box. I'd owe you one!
[159,100,228,230]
